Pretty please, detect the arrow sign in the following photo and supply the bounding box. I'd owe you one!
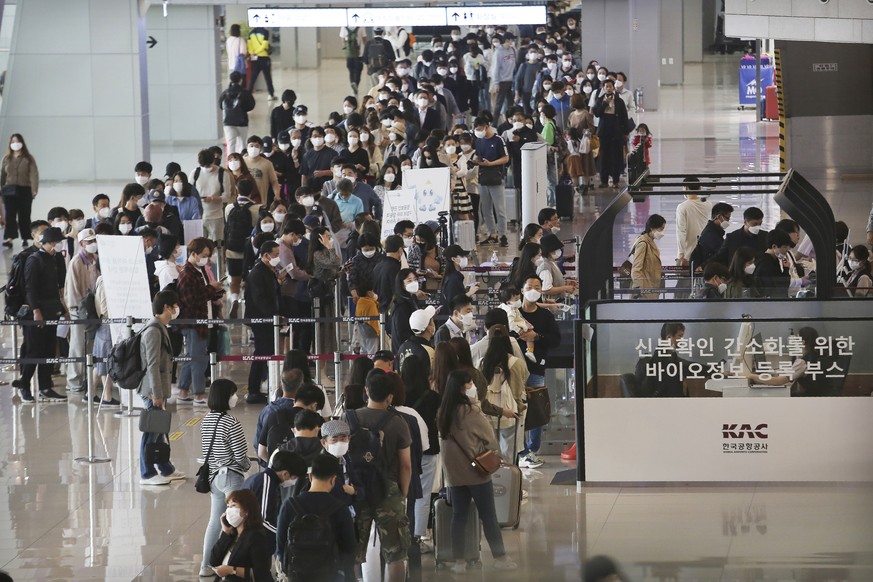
[352,13,359,22]
[252,14,259,24]
[451,12,459,21]
[147,36,157,49]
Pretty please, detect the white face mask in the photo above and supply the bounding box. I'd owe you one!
[333,167,343,179]
[416,98,429,108]
[523,289,541,302]
[540,115,548,126]
[360,133,370,143]
[294,115,307,124]
[534,255,545,267]
[118,223,133,234]
[403,236,413,248]
[381,118,393,127]
[134,175,149,186]
[450,66,458,74]
[460,312,475,329]
[324,133,337,144]
[273,212,286,224]
[586,73,595,80]
[225,506,243,528]
[261,222,275,233]
[348,137,359,146]
[327,441,349,458]
[551,250,562,260]
[343,106,354,115]
[300,196,315,207]
[311,137,325,148]
[583,86,593,94]
[457,256,468,268]
[344,175,356,184]
[744,264,756,275]
[721,219,731,230]
[389,133,400,142]
[196,256,209,267]
[508,299,522,309]
[405,280,419,294]
[460,144,473,152]
[278,143,290,151]
[748,225,762,235]
[718,282,728,294]
[437,68,448,76]
[228,160,241,172]
[542,83,552,91]
[10,142,23,152]
[290,138,302,148]
[137,196,148,208]
[362,249,376,259]
[513,121,524,130]
[383,173,395,183]
[280,477,298,489]
[73,219,86,231]
[848,259,861,270]
[653,230,665,240]
[85,242,98,254]
[465,385,478,400]
[597,74,607,82]
[445,145,457,155]
[172,182,184,194]
[171,306,180,320]
[247,146,260,158]
[269,255,281,267]
[615,80,624,88]
[98,207,111,218]
[54,220,69,232]
[228,393,238,408]
[474,129,486,139]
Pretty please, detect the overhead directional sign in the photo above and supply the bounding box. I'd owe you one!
[248,6,547,28]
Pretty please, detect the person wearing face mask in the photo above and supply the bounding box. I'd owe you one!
[592,79,629,188]
[340,164,382,221]
[472,117,510,247]
[488,33,517,120]
[46,206,75,263]
[693,263,730,299]
[62,228,101,397]
[276,452,357,582]
[243,135,281,207]
[191,150,231,244]
[439,244,480,311]
[724,246,761,299]
[713,206,768,266]
[198,379,253,576]
[688,202,734,272]
[633,322,692,399]
[166,171,203,222]
[138,290,186,485]
[15,226,67,403]
[434,292,478,346]
[176,237,224,405]
[363,27,396,86]
[753,229,794,298]
[269,89,297,139]
[537,234,577,297]
[463,42,486,116]
[384,121,409,160]
[437,369,518,573]
[390,269,427,353]
[85,193,112,230]
[330,179,365,242]
[513,49,542,114]
[301,127,339,191]
[567,94,597,193]
[241,449,307,555]
[277,130,304,198]
[675,177,712,269]
[228,153,263,204]
[111,182,146,229]
[843,245,872,298]
[220,71,256,155]
[244,241,284,403]
[630,214,666,299]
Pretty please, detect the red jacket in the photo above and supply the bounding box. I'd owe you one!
[177,262,221,334]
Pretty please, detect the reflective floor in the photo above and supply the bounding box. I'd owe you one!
[2,55,873,581]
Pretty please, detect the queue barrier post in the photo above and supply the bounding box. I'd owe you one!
[271,315,282,403]
[379,313,386,350]
[333,283,343,352]
[115,316,141,418]
[334,351,343,398]
[75,355,111,464]
[209,352,218,385]
[313,297,322,382]
[2,322,19,373]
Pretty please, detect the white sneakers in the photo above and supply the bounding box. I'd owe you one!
[518,453,545,469]
[140,472,185,486]
[493,557,518,570]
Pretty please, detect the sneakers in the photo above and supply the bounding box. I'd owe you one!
[478,235,498,245]
[193,398,208,407]
[163,471,187,481]
[176,396,193,403]
[499,235,509,247]
[267,94,278,101]
[67,385,86,393]
[350,82,359,95]
[518,454,544,469]
[140,475,171,486]
[18,389,35,404]
[39,388,67,402]
[93,396,122,407]
[493,557,518,570]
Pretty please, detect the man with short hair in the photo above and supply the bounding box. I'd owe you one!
[490,33,517,120]
[134,161,152,187]
[191,149,231,243]
[372,350,395,371]
[259,382,327,462]
[755,229,795,298]
[473,117,510,247]
[139,290,186,485]
[85,194,112,229]
[301,127,339,191]
[245,240,284,404]
[433,293,476,345]
[676,177,713,268]
[713,206,768,265]
[693,263,730,299]
[345,373,412,582]
[243,449,307,549]
[396,306,436,376]
[243,135,281,207]
[63,228,100,397]
[254,368,304,453]
[220,71,256,155]
[538,207,561,236]
[689,202,734,271]
[373,235,403,319]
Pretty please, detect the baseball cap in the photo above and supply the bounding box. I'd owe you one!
[443,244,469,260]
[76,228,97,242]
[321,419,351,438]
[409,306,436,334]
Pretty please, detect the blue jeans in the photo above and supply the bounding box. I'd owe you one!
[200,468,244,570]
[178,328,208,396]
[140,398,175,479]
[520,374,545,458]
[413,454,439,537]
[448,482,505,559]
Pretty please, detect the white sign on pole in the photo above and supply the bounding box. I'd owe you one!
[346,7,448,28]
[96,235,153,344]
[249,6,548,29]
[401,167,452,226]
[447,5,547,26]
[248,8,347,28]
[380,189,418,241]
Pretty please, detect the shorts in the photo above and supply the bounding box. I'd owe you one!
[202,217,225,243]
[226,258,243,278]
[354,481,410,564]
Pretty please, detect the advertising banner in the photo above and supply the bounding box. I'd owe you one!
[401,167,451,225]
[380,188,418,241]
[739,54,774,106]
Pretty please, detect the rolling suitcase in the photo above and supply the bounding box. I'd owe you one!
[433,495,481,567]
[493,420,523,529]
[452,219,476,252]
[555,180,574,220]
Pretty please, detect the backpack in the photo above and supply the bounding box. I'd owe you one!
[107,321,161,390]
[192,166,225,196]
[345,408,397,507]
[399,28,415,55]
[2,247,37,317]
[485,361,519,429]
[343,27,360,59]
[225,200,253,253]
[283,496,346,580]
[367,38,391,71]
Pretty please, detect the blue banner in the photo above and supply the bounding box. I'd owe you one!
[738,55,774,106]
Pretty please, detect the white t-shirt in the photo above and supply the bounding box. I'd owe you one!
[395,405,430,453]
[676,198,712,261]
[192,166,231,220]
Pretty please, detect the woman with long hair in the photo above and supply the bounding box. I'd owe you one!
[518,223,543,251]
[509,242,542,291]
[430,341,460,394]
[228,152,262,203]
[724,246,761,299]
[168,171,203,222]
[480,325,528,461]
[407,223,445,293]
[390,268,424,352]
[437,369,517,573]
[307,227,341,384]
[1,134,38,247]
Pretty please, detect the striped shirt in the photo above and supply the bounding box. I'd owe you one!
[200,411,251,479]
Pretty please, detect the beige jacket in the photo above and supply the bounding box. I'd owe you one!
[441,404,498,487]
[631,233,662,298]
[64,252,99,308]
[1,154,39,192]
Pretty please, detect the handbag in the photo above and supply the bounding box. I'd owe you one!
[626,117,637,134]
[0,184,18,198]
[449,434,502,476]
[195,412,225,494]
[524,386,551,431]
[139,408,172,434]
[307,277,331,301]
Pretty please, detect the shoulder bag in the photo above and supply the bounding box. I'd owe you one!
[195,412,226,493]
[449,433,502,476]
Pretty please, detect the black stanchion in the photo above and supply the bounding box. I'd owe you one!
[313,297,323,382]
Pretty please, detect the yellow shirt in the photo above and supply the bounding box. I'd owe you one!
[355,296,380,335]
[247,32,270,58]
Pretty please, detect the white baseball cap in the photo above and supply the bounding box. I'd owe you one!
[409,306,436,334]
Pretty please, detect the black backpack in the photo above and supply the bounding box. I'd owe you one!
[283,496,346,581]
[107,321,161,390]
[2,247,37,317]
[225,200,253,253]
[367,38,391,71]
[346,408,397,507]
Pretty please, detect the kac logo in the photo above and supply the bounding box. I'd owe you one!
[722,423,768,439]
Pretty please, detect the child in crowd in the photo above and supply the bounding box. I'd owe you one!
[632,123,653,168]
[499,286,536,362]
[353,281,380,355]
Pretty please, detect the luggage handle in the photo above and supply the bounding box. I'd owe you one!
[496,414,521,466]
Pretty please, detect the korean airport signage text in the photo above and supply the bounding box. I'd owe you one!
[247,6,547,28]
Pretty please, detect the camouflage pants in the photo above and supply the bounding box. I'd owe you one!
[355,481,410,563]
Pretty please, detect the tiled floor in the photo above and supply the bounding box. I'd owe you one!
[1,55,872,581]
